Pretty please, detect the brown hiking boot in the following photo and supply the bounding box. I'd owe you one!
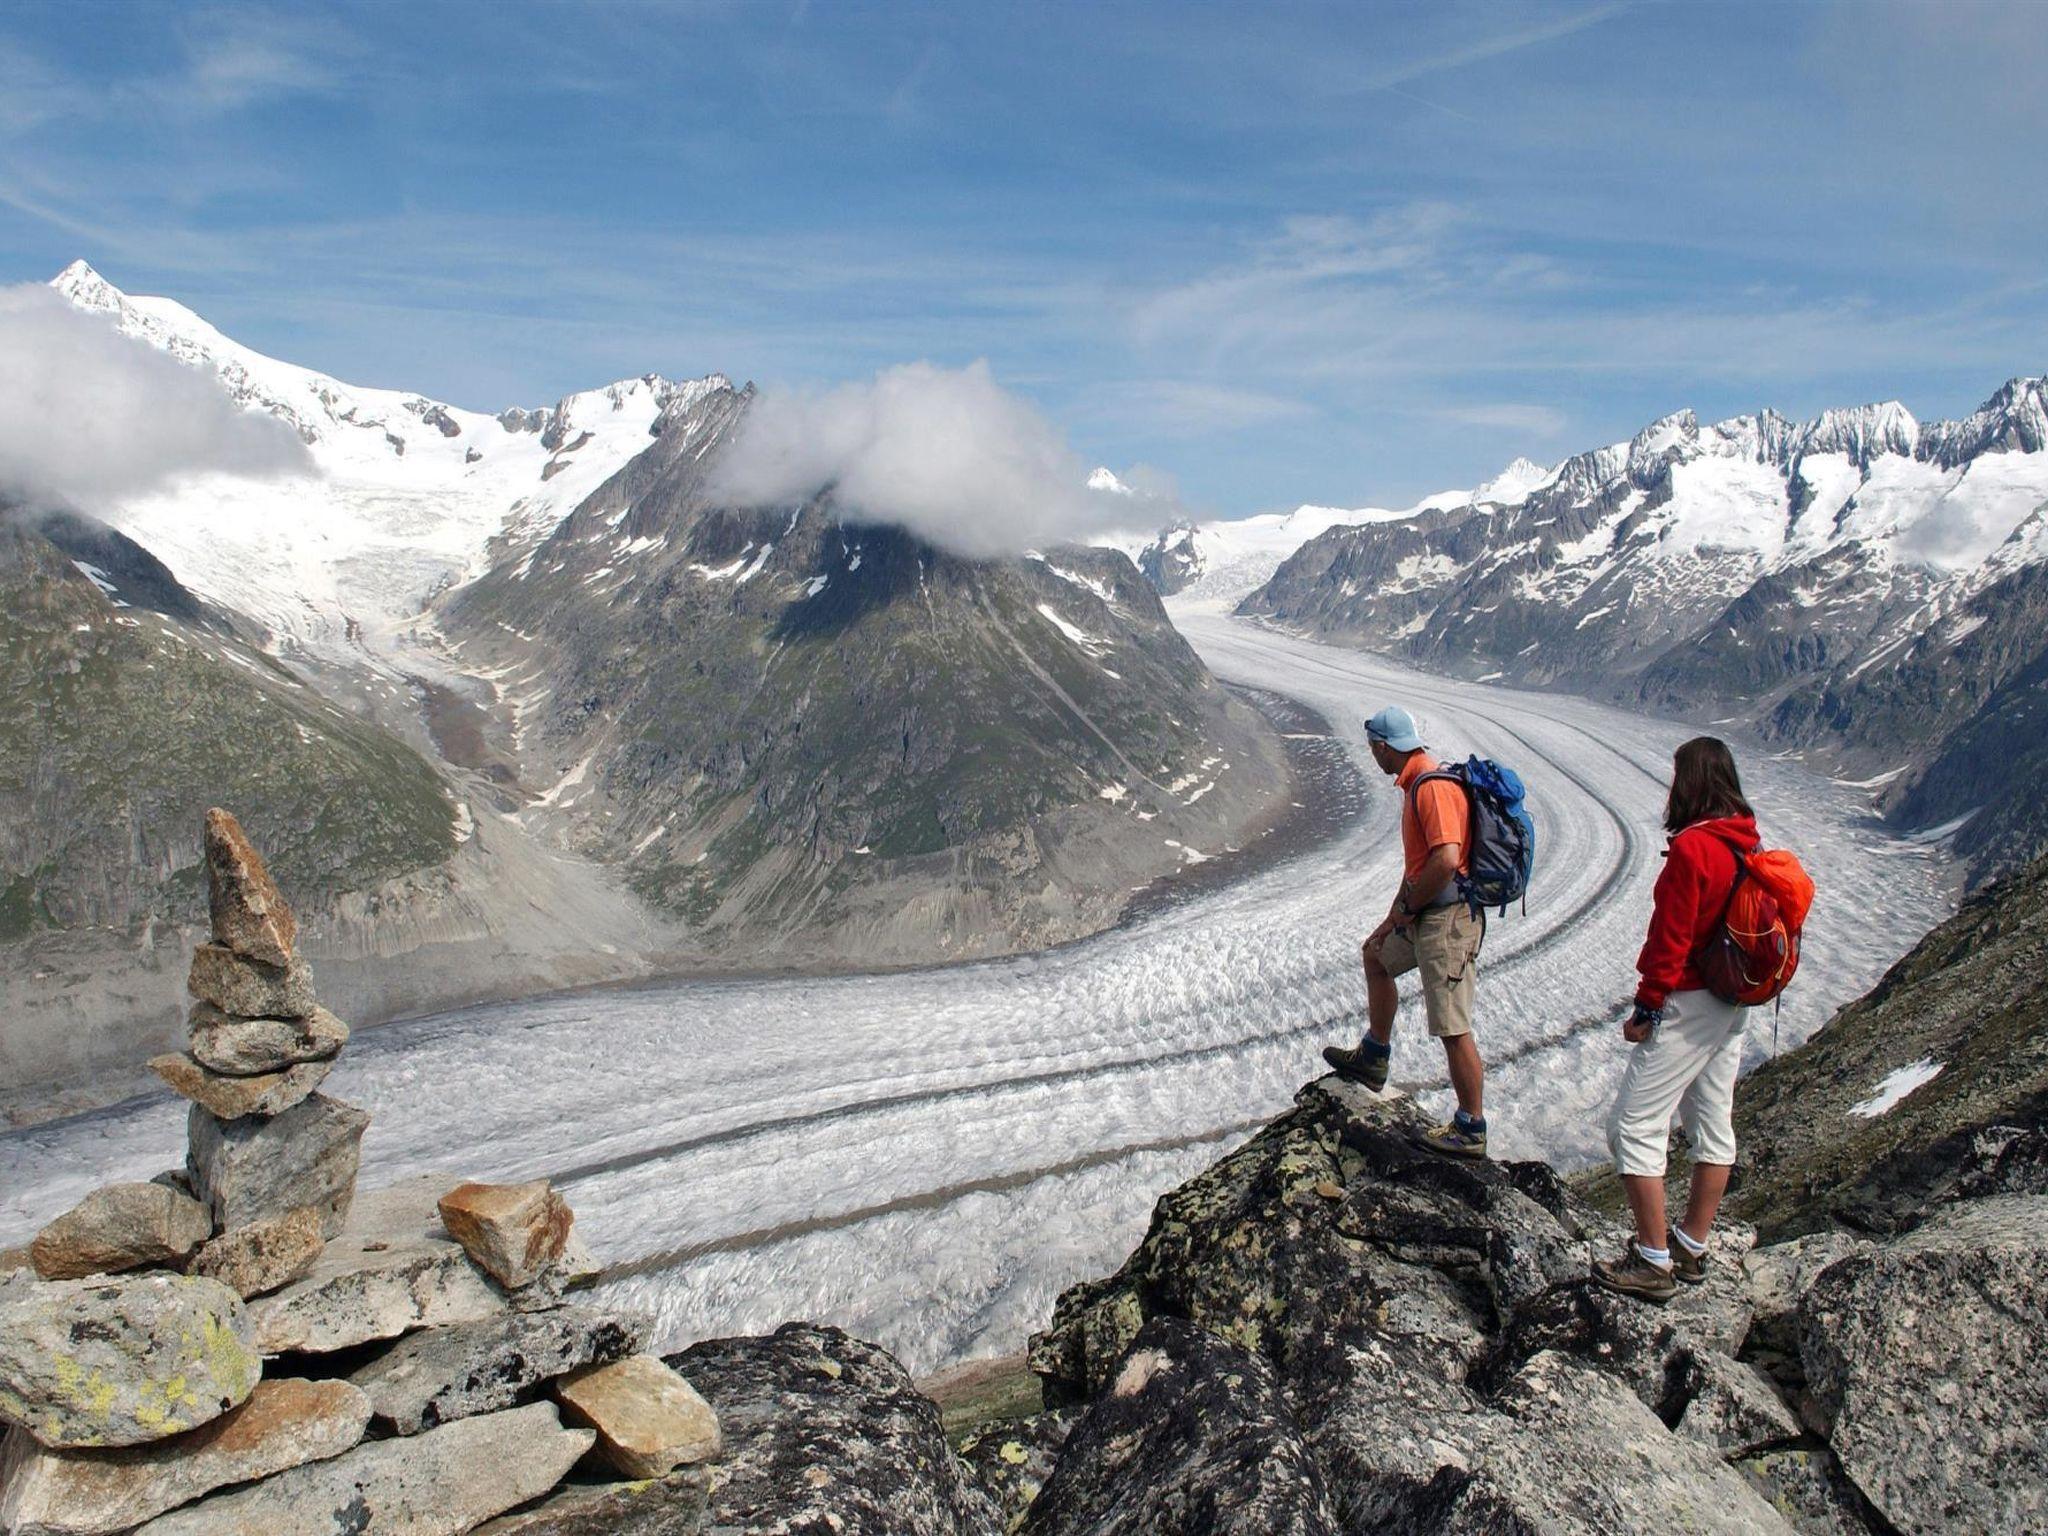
[1415,1118,1487,1159]
[1322,1041,1390,1093]
[1667,1230,1707,1286]
[1591,1242,1677,1303]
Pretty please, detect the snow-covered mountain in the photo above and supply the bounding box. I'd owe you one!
[1111,457,1560,606]
[1242,380,2048,880]
[50,260,727,661]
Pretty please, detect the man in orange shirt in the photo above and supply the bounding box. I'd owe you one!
[1323,705,1489,1158]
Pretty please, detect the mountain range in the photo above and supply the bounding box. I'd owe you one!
[1204,382,2048,885]
[0,263,1287,1116]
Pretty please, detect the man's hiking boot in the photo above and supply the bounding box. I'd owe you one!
[1592,1242,1678,1303]
[1416,1119,1487,1159]
[1667,1230,1707,1286]
[1322,1041,1390,1093]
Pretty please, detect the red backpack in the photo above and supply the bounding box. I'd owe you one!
[1696,835,1815,1007]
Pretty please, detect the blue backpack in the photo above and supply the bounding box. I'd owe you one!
[1414,757,1537,915]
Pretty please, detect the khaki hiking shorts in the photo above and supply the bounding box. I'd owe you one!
[1376,903,1484,1038]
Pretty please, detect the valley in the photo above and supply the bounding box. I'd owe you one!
[0,614,1953,1377]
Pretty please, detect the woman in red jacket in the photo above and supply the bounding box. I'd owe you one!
[1594,736,1757,1303]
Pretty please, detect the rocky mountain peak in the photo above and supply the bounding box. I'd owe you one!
[1921,374,2048,467]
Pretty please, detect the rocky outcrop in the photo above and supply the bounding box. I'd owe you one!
[669,1323,995,1536]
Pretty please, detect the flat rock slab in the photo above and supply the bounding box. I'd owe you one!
[351,1307,645,1435]
[0,1272,259,1449]
[151,1052,330,1120]
[30,1183,212,1281]
[189,1207,326,1299]
[470,1469,711,1535]
[187,943,316,1020]
[187,1003,347,1077]
[130,1400,594,1536]
[554,1354,722,1479]
[1801,1194,2048,1535]
[670,1323,994,1536]
[187,1093,368,1238]
[0,1378,369,1536]
[437,1179,574,1289]
[202,808,297,967]
[248,1176,505,1355]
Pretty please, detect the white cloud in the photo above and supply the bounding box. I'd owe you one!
[1086,379,1315,438]
[1437,402,1568,436]
[709,360,1178,559]
[0,283,310,512]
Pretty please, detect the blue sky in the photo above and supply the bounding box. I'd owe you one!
[2,0,2043,515]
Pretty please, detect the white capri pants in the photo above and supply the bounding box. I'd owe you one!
[1606,989,1748,1178]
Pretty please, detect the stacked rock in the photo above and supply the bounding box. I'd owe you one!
[0,810,723,1536]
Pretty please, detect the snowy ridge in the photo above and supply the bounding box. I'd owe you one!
[48,260,726,659]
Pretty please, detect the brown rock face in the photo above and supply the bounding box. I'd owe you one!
[0,1378,370,1536]
[150,1053,332,1120]
[189,1208,326,1299]
[30,1183,214,1281]
[553,1353,723,1479]
[187,1003,347,1077]
[202,808,297,966]
[186,944,316,1020]
[437,1180,574,1289]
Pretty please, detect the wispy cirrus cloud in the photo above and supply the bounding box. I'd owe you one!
[1081,380,1315,439]
[1436,403,1569,437]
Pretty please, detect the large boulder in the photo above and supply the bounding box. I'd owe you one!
[185,943,316,1020]
[149,1053,330,1120]
[129,1401,594,1536]
[29,1184,212,1281]
[553,1353,722,1479]
[1018,1318,1339,1536]
[669,1323,995,1536]
[187,1207,325,1299]
[0,1378,369,1536]
[185,1003,347,1077]
[1800,1193,2048,1534]
[437,1179,574,1290]
[349,1307,645,1435]
[470,1469,711,1535]
[247,1176,504,1355]
[186,1093,368,1238]
[957,1410,1076,1536]
[201,808,297,967]
[0,1272,259,1449]
[1734,1447,1882,1536]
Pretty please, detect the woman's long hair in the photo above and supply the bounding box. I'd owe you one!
[1665,736,1754,833]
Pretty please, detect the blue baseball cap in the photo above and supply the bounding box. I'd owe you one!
[1364,705,1424,752]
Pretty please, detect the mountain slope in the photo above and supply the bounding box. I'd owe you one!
[437,384,1288,964]
[1242,379,2048,880]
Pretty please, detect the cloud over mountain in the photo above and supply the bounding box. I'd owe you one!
[0,283,310,512]
[710,360,1175,559]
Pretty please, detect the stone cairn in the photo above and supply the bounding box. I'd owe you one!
[1,809,723,1536]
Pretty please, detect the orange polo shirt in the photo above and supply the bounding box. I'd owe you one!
[1396,752,1471,886]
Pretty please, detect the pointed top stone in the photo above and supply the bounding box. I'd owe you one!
[203,809,297,966]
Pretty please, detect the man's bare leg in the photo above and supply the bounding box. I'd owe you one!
[1364,947,1399,1045]
[1441,1033,1484,1120]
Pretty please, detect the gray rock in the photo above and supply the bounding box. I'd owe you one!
[669,1322,995,1536]
[130,1400,594,1536]
[1735,1448,1882,1536]
[351,1307,645,1435]
[149,1052,330,1120]
[470,1469,710,1535]
[958,1410,1076,1535]
[1304,1346,1795,1535]
[0,1379,369,1536]
[1800,1194,2048,1535]
[0,1272,259,1449]
[186,1002,347,1077]
[1674,1350,1803,1458]
[1742,1230,1864,1365]
[29,1183,212,1281]
[185,943,316,1020]
[187,1093,367,1238]
[248,1175,505,1355]
[187,1207,325,1299]
[1019,1317,1339,1536]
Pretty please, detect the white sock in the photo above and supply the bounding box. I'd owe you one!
[1634,1241,1673,1270]
[1670,1224,1707,1257]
